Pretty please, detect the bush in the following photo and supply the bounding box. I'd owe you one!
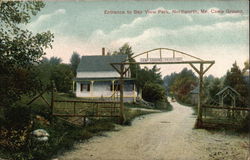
[4,102,31,129]
[0,102,32,152]
[142,83,165,103]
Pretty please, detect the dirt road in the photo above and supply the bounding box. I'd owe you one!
[58,101,249,160]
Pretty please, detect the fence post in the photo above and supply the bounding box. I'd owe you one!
[50,81,55,122]
[73,101,76,116]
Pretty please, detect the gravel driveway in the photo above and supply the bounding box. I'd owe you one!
[58,101,249,160]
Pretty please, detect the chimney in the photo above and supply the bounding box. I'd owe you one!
[102,47,105,56]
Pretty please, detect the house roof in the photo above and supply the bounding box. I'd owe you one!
[77,55,128,72]
[215,86,240,96]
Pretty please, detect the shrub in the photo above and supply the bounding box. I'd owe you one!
[142,83,165,103]
[4,102,31,129]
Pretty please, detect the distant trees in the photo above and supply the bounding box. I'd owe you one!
[163,68,197,104]
[48,56,62,65]
[243,60,249,73]
[163,61,249,107]
[37,57,73,93]
[70,52,81,76]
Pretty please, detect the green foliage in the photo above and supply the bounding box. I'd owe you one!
[4,102,31,129]
[165,68,197,104]
[243,59,249,73]
[224,62,248,107]
[51,64,74,93]
[37,58,74,93]
[113,43,139,78]
[0,66,42,106]
[0,103,32,153]
[207,78,222,101]
[136,65,163,89]
[70,52,81,76]
[0,1,54,107]
[142,83,165,102]
[48,57,62,65]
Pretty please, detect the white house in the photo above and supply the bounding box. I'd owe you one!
[73,50,137,102]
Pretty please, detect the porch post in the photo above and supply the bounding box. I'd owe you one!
[72,81,75,92]
[91,81,94,99]
[112,80,115,94]
[133,83,136,102]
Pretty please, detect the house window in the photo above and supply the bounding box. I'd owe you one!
[80,83,90,92]
[80,84,84,92]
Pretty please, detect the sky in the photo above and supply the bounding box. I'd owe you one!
[25,0,249,77]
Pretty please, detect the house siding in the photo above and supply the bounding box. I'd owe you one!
[75,81,136,102]
[77,71,120,78]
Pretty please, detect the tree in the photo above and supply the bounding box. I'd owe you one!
[142,83,165,102]
[37,57,74,93]
[243,60,249,73]
[49,56,62,65]
[113,43,139,78]
[0,1,54,107]
[70,52,81,76]
[224,62,248,107]
[135,65,163,90]
[167,68,197,103]
[51,64,74,93]
[208,78,222,102]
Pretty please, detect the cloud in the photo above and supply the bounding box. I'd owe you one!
[109,19,248,49]
[28,9,66,31]
[89,7,195,42]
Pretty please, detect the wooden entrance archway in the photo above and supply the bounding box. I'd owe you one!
[111,48,215,128]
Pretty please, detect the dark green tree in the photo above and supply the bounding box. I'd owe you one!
[113,43,139,78]
[0,1,54,107]
[142,83,165,102]
[169,68,197,103]
[51,64,74,93]
[70,52,81,76]
[224,62,248,107]
[136,65,163,90]
[37,57,74,93]
[208,78,222,103]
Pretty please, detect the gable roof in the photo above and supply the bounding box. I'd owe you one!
[215,86,240,96]
[77,55,127,72]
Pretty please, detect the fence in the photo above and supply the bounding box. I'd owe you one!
[202,105,250,127]
[52,100,120,126]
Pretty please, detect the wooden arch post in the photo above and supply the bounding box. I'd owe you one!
[189,62,214,128]
[111,48,215,127]
[119,64,126,124]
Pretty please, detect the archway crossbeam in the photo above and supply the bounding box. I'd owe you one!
[129,48,204,62]
[111,48,215,128]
